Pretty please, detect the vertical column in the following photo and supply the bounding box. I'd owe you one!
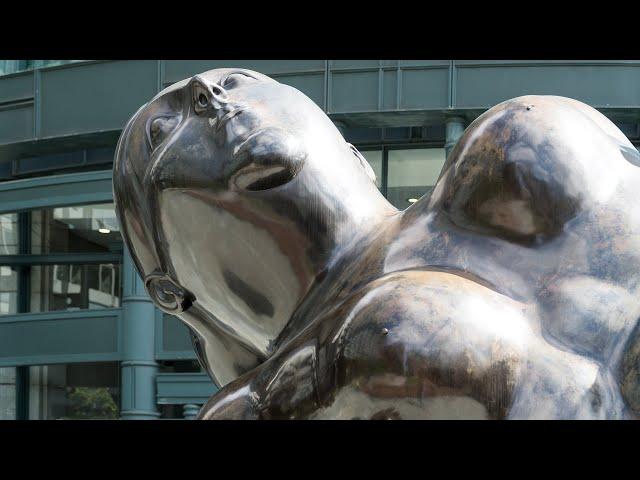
[183,404,201,420]
[120,249,160,419]
[445,116,466,159]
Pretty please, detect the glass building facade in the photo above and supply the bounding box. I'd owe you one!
[0,60,638,419]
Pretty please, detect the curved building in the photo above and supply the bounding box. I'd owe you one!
[0,60,638,419]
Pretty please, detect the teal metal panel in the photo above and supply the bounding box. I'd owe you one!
[0,105,34,143]
[156,372,218,404]
[273,72,325,108]
[0,60,638,159]
[0,72,34,103]
[155,311,197,360]
[383,70,397,110]
[398,60,450,68]
[330,70,379,113]
[454,61,640,109]
[329,63,450,114]
[400,67,450,109]
[0,170,113,214]
[0,309,122,366]
[40,61,158,137]
[163,60,326,85]
[329,60,381,70]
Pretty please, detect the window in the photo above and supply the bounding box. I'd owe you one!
[0,203,123,315]
[0,214,18,254]
[353,146,448,209]
[0,367,16,420]
[30,263,121,312]
[0,266,17,315]
[31,203,121,254]
[387,148,446,209]
[28,362,120,419]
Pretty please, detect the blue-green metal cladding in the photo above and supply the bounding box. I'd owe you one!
[1,60,639,165]
[0,169,197,418]
[0,171,122,367]
[120,249,160,419]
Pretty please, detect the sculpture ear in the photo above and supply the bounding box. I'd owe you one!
[348,143,377,184]
[145,272,195,314]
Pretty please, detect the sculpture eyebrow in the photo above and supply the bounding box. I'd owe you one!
[220,70,259,85]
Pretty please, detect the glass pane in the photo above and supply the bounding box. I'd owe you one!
[29,363,119,419]
[0,265,18,315]
[31,203,122,254]
[387,148,446,209]
[30,263,121,312]
[0,367,16,420]
[0,213,18,255]
[361,149,383,189]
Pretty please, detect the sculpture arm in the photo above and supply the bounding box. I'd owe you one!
[308,269,530,419]
[198,370,262,420]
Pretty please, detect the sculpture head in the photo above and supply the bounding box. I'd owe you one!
[113,68,389,354]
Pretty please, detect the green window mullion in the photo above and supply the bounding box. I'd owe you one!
[382,146,389,198]
[15,212,30,419]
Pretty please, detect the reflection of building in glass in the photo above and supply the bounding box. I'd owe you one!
[0,60,638,419]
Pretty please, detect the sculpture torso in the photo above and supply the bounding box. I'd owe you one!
[113,69,640,420]
[198,96,640,420]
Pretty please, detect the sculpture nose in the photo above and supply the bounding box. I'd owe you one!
[192,74,228,107]
[208,82,228,107]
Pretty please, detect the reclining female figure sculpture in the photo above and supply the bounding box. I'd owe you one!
[113,68,640,419]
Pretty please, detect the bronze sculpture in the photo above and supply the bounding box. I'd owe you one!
[113,68,640,419]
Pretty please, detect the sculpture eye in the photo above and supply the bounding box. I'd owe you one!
[221,72,256,89]
[197,93,208,108]
[148,115,180,150]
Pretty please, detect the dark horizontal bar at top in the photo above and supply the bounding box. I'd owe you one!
[0,252,122,266]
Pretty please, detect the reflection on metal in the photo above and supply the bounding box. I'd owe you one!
[114,68,640,419]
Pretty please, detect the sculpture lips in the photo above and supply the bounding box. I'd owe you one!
[230,127,305,191]
[234,164,298,191]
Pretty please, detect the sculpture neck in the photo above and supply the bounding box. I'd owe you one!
[269,187,398,352]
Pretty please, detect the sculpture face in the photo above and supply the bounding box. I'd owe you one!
[114,68,385,360]
[115,69,640,419]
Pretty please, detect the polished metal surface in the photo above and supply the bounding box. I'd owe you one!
[113,69,640,419]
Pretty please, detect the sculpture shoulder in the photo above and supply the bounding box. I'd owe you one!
[313,269,534,419]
